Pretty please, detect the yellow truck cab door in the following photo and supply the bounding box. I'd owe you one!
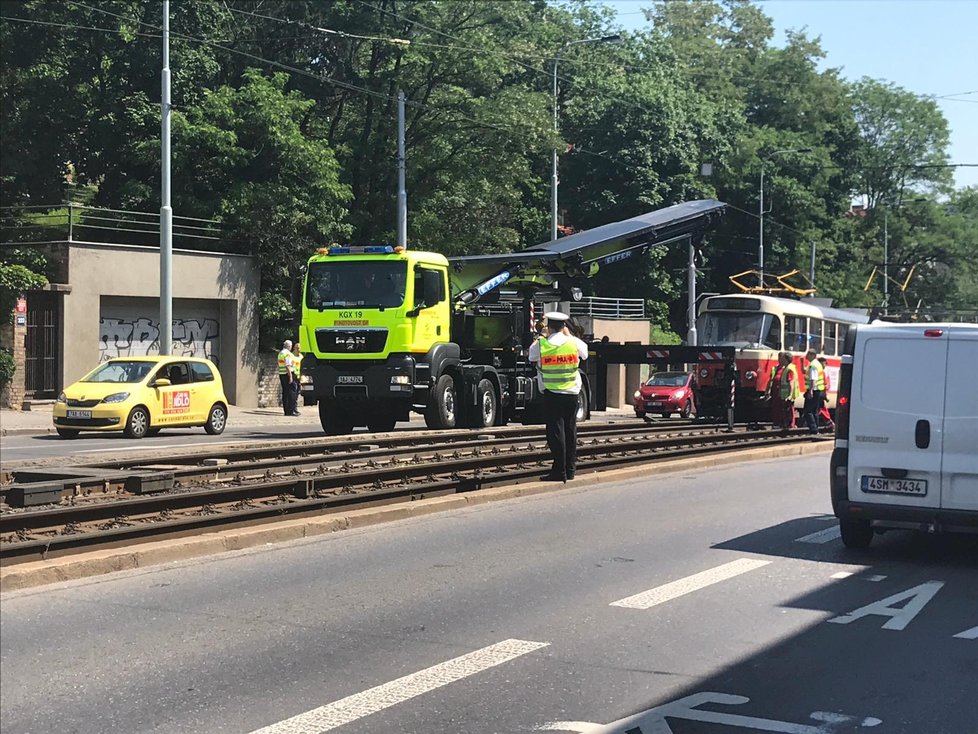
[410,263,449,349]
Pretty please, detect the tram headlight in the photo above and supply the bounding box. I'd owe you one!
[699,368,709,379]
[745,370,757,381]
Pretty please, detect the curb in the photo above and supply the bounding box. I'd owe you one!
[0,441,832,593]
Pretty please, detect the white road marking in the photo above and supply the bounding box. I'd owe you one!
[954,625,978,640]
[610,558,771,610]
[828,581,944,631]
[795,526,841,544]
[536,722,601,733]
[75,442,206,453]
[831,571,886,582]
[248,638,548,733]
[585,691,880,733]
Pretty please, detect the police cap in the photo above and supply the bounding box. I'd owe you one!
[544,311,569,322]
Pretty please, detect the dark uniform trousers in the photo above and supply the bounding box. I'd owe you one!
[544,390,579,479]
[803,389,826,433]
[279,373,296,416]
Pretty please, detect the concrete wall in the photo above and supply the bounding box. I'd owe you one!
[579,317,649,409]
[61,244,260,406]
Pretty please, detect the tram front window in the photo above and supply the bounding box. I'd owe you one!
[698,313,781,349]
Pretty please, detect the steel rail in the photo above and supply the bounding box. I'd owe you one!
[0,430,815,562]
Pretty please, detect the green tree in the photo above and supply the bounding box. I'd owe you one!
[168,69,352,346]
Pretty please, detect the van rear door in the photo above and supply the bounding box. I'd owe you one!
[849,326,947,509]
[940,326,978,513]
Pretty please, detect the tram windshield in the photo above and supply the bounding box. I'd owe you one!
[698,312,781,349]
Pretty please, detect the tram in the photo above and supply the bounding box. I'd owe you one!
[693,294,870,419]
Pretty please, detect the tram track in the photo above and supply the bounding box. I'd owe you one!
[0,424,817,563]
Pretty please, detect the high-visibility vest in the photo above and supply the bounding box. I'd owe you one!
[277,349,291,375]
[538,338,580,392]
[780,363,799,401]
[809,359,826,391]
[293,354,303,378]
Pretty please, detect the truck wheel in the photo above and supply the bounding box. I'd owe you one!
[575,387,590,422]
[474,379,498,428]
[319,401,354,435]
[425,374,457,429]
[839,519,873,549]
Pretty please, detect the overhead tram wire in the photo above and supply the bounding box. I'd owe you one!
[64,1,553,142]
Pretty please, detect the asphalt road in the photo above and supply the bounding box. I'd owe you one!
[2,454,975,733]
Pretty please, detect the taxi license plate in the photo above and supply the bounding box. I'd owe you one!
[861,476,927,495]
[67,410,92,419]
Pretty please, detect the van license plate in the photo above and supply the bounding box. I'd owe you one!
[67,410,92,419]
[861,476,927,495]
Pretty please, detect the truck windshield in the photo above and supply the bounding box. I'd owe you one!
[698,312,781,349]
[305,261,408,310]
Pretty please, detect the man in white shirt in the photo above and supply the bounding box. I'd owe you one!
[528,311,589,481]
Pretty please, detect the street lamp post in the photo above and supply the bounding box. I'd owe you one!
[758,147,811,287]
[552,34,620,241]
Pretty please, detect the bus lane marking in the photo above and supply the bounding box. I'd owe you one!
[827,581,944,631]
[610,558,771,610]
[954,625,978,640]
[558,691,882,733]
[248,638,548,733]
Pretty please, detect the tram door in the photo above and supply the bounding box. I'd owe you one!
[24,291,59,399]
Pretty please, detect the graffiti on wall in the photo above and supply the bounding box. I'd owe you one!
[99,317,220,363]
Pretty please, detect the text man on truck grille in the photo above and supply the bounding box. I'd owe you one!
[529,311,589,482]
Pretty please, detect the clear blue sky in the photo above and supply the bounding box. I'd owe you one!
[603,0,977,189]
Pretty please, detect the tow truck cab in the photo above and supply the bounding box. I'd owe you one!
[300,245,454,433]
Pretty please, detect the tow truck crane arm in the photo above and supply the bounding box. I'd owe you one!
[450,199,726,305]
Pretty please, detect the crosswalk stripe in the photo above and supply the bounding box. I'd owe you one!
[249,638,548,733]
[610,558,771,610]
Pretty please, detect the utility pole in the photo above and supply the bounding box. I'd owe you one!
[883,208,889,315]
[758,165,765,288]
[159,0,172,355]
[686,238,697,346]
[809,240,816,286]
[397,91,407,249]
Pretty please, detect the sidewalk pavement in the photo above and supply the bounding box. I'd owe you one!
[0,404,322,436]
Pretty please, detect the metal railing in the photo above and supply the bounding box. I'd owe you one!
[0,203,245,254]
[569,296,645,319]
[477,293,646,321]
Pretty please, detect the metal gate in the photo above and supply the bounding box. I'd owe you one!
[24,291,59,399]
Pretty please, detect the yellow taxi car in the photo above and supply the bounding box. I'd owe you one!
[53,356,229,439]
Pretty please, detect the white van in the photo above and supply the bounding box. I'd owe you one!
[830,322,978,548]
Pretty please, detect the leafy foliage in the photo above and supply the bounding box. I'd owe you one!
[1,0,974,342]
[0,262,48,322]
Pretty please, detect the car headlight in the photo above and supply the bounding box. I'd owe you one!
[391,375,411,385]
[101,392,130,404]
[673,390,685,399]
[57,392,67,403]
[300,374,313,384]
[633,390,641,400]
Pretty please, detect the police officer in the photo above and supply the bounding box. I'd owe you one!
[290,341,304,416]
[277,339,296,417]
[528,311,589,482]
[803,348,826,436]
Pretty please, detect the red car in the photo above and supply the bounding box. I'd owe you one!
[633,371,696,420]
